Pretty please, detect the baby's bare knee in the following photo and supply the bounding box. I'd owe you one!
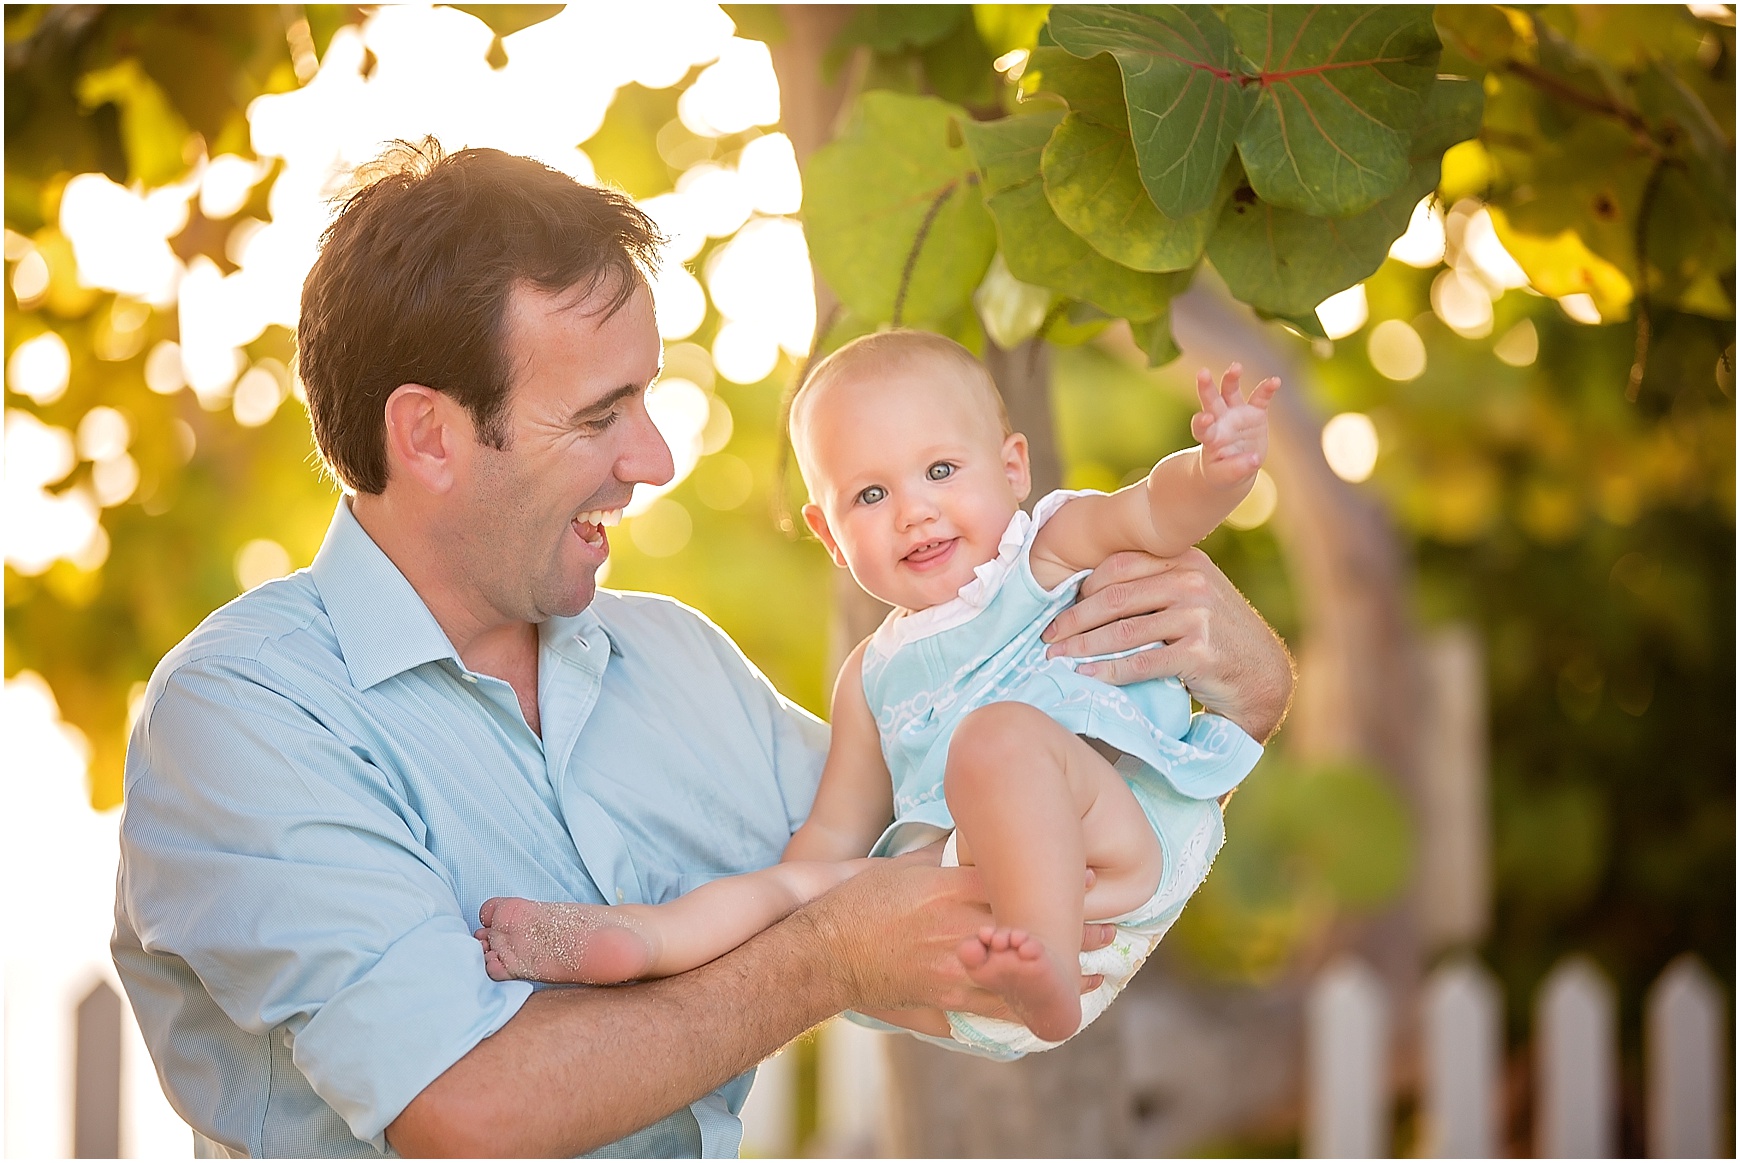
[948,703,1061,785]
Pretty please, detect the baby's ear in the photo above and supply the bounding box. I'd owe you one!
[1002,433,1032,503]
[801,503,849,568]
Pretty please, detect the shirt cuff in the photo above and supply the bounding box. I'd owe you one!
[292,913,533,1149]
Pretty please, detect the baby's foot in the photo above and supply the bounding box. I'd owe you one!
[957,926,1082,1043]
[475,897,655,984]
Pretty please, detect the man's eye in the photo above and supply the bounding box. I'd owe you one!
[927,462,954,481]
[857,485,887,505]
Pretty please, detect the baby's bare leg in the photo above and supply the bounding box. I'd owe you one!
[477,859,872,984]
[944,703,1163,1042]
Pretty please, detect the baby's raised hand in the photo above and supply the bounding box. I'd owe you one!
[1191,363,1279,489]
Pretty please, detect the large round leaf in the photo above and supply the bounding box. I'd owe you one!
[1042,112,1232,273]
[1228,5,1440,218]
[959,109,1185,326]
[1020,44,1129,127]
[802,91,997,327]
[1209,73,1482,315]
[1208,161,1433,316]
[1049,4,1256,221]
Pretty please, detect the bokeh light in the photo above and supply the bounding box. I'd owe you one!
[1367,319,1427,381]
[1321,412,1380,483]
[677,38,781,137]
[1431,269,1494,338]
[1224,468,1278,530]
[234,538,293,592]
[1315,283,1369,340]
[7,331,71,404]
[1494,319,1539,367]
[1559,293,1603,324]
[1388,197,1446,268]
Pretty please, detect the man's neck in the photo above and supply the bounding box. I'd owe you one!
[350,493,543,734]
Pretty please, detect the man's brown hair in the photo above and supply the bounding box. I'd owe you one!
[296,139,663,494]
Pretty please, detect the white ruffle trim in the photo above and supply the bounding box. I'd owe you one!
[866,489,1103,661]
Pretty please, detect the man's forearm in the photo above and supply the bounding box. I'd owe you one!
[388,908,846,1157]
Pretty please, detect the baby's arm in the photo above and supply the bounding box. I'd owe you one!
[783,639,895,863]
[476,859,873,984]
[477,643,893,987]
[1032,364,1279,581]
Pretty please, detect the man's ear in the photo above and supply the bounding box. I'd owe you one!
[382,385,465,494]
[801,503,849,569]
[1002,432,1032,504]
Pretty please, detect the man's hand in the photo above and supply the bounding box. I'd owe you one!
[1041,548,1295,741]
[796,851,1111,1020]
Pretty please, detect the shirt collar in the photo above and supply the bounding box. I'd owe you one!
[310,500,623,690]
[309,500,463,690]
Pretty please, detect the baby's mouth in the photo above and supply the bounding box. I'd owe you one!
[903,538,956,567]
[573,508,623,547]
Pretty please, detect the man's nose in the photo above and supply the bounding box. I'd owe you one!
[622,404,676,488]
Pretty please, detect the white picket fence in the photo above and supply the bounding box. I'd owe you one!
[1306,952,1729,1158]
[743,952,1728,1158]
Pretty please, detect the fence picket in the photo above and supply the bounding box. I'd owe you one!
[1536,956,1618,1158]
[1421,956,1502,1157]
[815,1017,891,1157]
[1646,954,1726,1157]
[1306,956,1390,1158]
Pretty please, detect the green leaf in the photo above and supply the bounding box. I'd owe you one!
[1207,74,1481,317]
[719,4,787,45]
[972,5,1051,57]
[1227,5,1441,217]
[447,5,563,37]
[1410,73,1486,158]
[836,4,967,54]
[960,108,1187,322]
[1042,113,1233,272]
[802,92,998,328]
[1020,44,1128,126]
[1130,311,1181,366]
[1049,5,1257,220]
[1208,160,1432,316]
[76,59,193,187]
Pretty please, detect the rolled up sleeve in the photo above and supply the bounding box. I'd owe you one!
[119,656,532,1150]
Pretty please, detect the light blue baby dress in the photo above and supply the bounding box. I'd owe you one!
[858,489,1262,1059]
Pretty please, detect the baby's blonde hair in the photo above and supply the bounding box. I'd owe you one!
[788,330,1010,491]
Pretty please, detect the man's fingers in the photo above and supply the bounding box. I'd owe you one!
[1082,922,1115,951]
[1076,642,1190,686]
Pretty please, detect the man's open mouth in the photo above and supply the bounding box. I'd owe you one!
[574,508,623,546]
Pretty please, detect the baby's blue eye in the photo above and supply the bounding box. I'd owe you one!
[857,485,887,505]
[927,462,954,481]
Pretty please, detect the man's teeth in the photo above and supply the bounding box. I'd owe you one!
[576,509,623,527]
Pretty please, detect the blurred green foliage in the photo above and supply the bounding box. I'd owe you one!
[4,4,1733,1080]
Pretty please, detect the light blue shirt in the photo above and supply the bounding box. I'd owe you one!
[113,501,828,1158]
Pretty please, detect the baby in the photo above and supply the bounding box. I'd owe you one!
[478,331,1277,1058]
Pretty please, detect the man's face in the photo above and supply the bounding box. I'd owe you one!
[450,280,672,625]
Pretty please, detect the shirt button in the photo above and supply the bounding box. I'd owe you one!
[461,673,478,684]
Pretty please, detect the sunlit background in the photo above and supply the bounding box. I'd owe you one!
[4,3,1733,1157]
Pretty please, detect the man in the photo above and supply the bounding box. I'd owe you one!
[114,143,1293,1158]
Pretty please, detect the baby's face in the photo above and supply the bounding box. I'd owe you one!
[798,360,1030,612]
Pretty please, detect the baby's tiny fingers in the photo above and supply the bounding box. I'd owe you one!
[1249,376,1281,409]
[1219,363,1245,407]
[1196,367,1227,415]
